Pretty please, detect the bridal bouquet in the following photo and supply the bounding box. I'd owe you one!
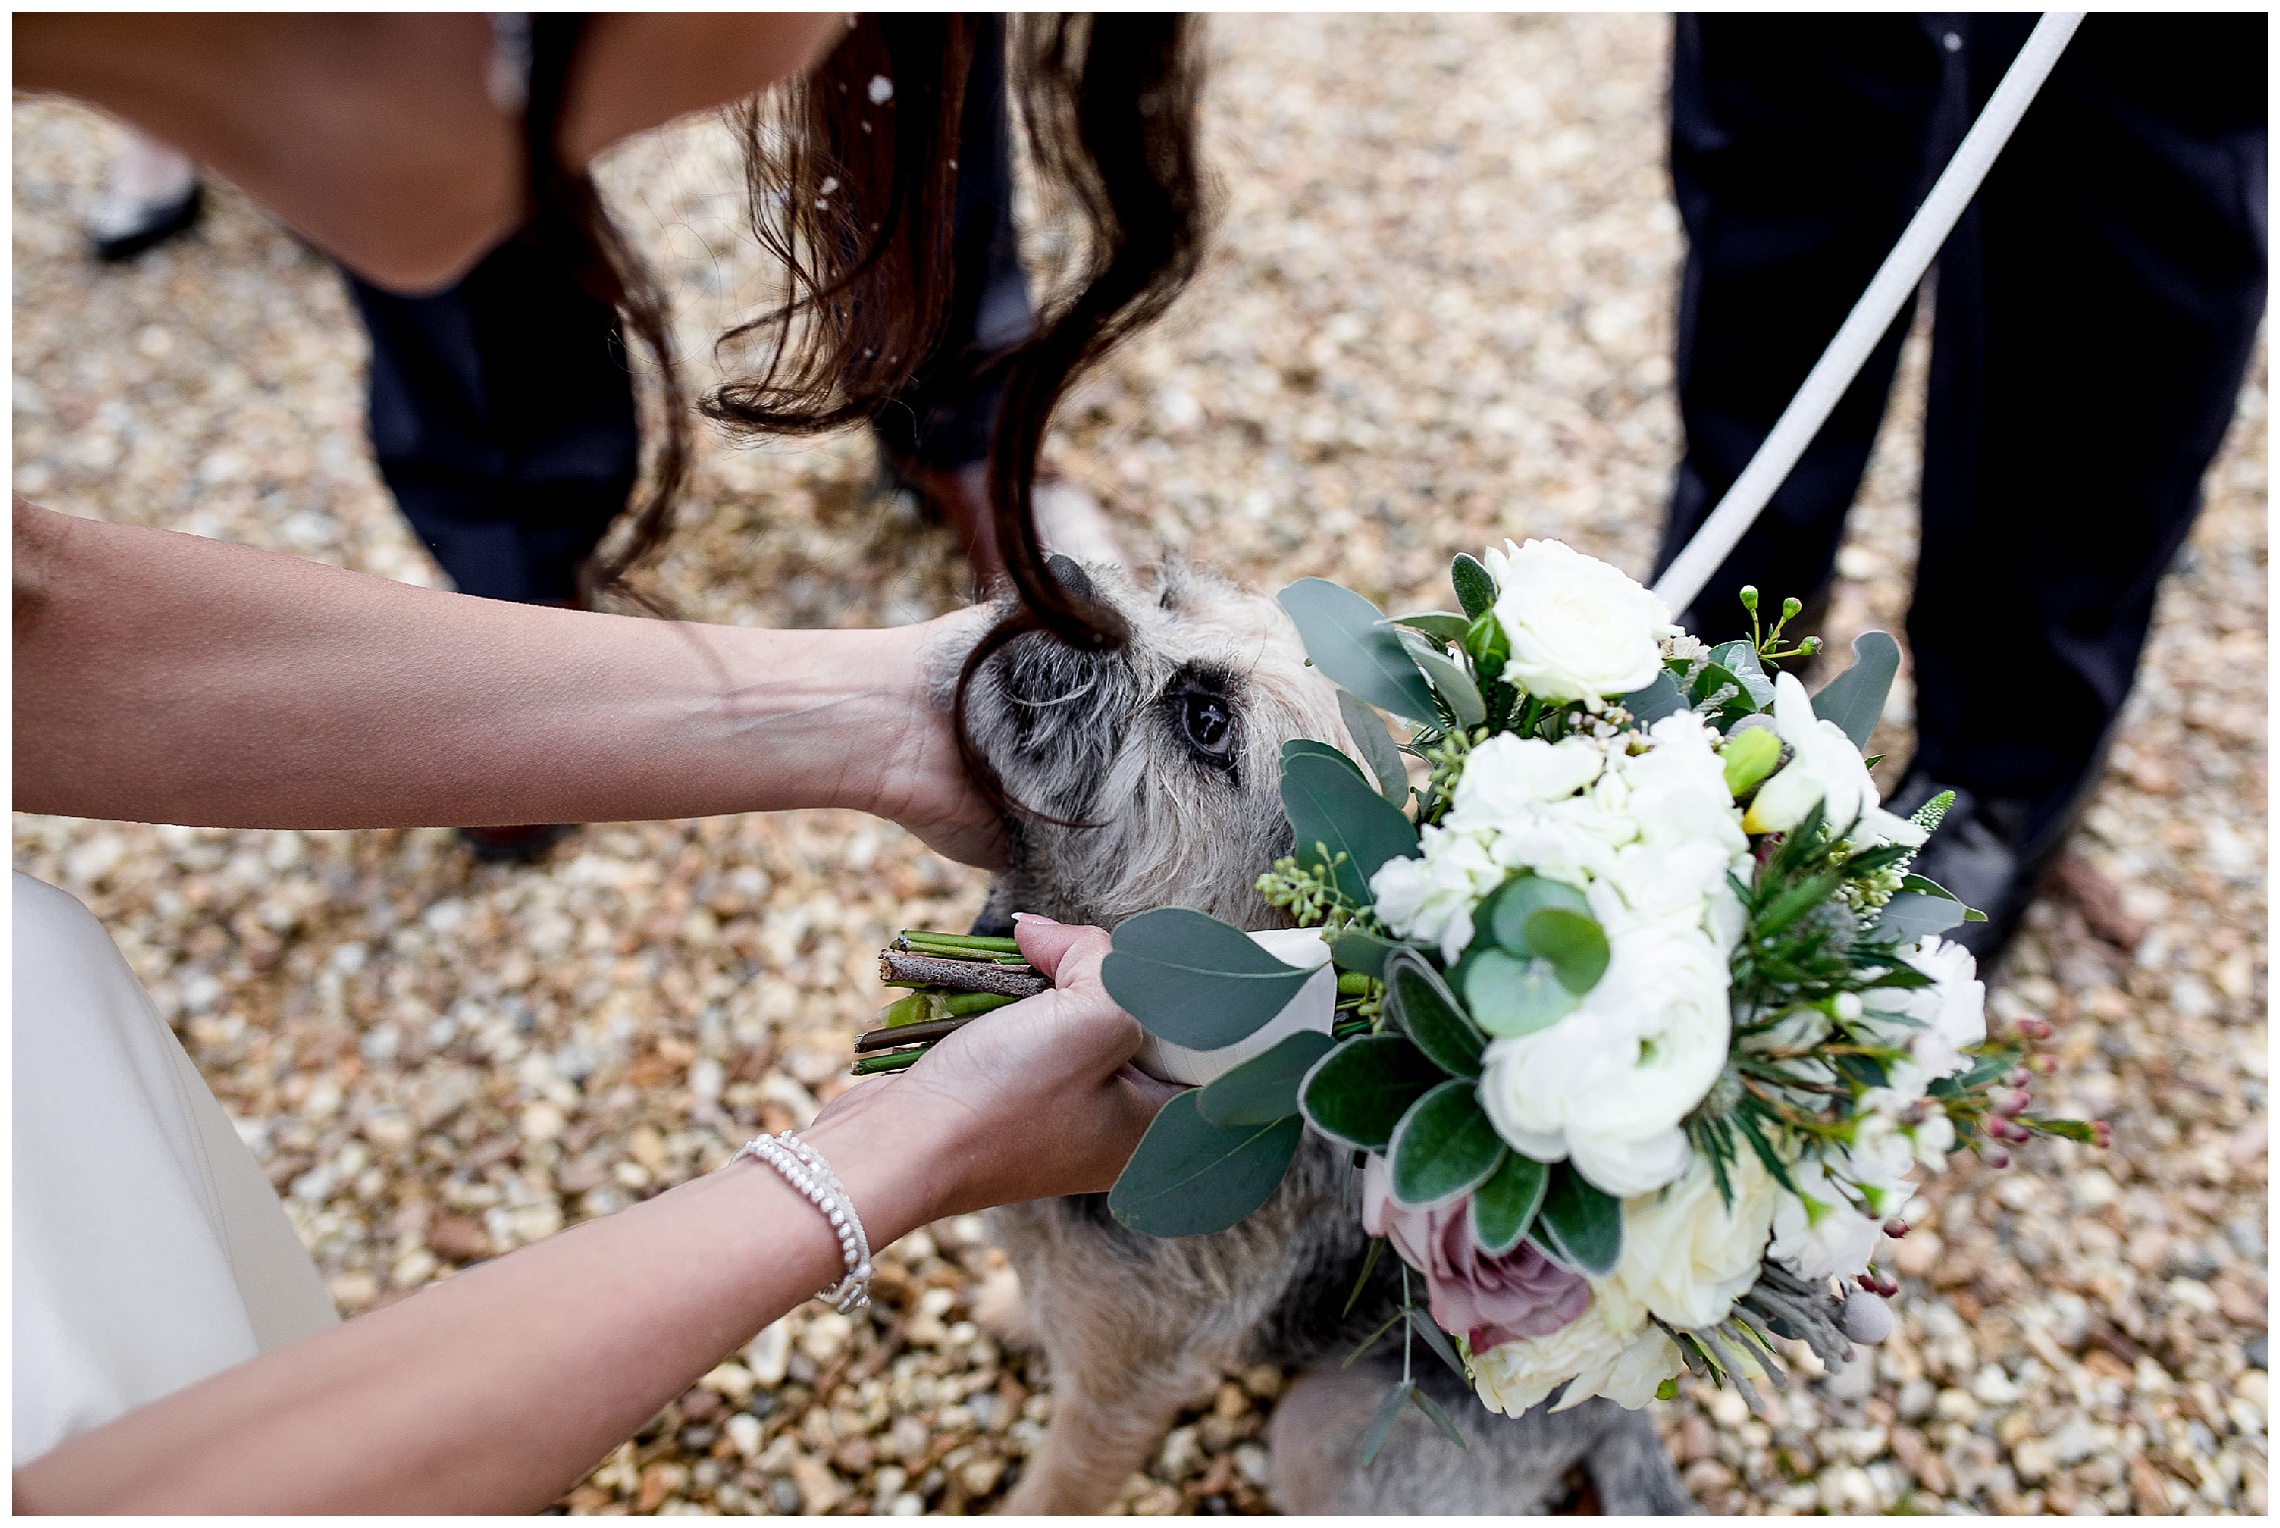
[1099,540,2102,1448]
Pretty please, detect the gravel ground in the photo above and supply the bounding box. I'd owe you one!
[13,15,2267,1515]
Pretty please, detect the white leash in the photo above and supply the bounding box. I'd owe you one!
[1652,13,2086,617]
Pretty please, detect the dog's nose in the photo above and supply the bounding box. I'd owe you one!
[1044,552,1094,605]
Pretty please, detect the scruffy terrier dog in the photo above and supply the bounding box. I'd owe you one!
[944,557,1693,1515]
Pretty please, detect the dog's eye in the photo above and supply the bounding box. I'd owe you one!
[1181,691,1234,758]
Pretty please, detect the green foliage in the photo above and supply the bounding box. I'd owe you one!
[1463,949,1583,1038]
[1809,632,1902,750]
[1388,1079,1506,1207]
[1450,553,1498,620]
[1530,1164,1622,1276]
[1470,1151,1550,1254]
[1385,951,1485,1077]
[1108,1092,1304,1237]
[1197,1030,1337,1127]
[1281,743,1421,905]
[1337,690,1414,808]
[1278,577,1441,722]
[1300,1033,1446,1152]
[1100,907,1322,1050]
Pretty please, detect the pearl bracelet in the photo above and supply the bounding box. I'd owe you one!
[730,1132,873,1313]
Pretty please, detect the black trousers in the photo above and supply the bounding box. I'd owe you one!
[344,20,1032,605]
[1653,14,2266,829]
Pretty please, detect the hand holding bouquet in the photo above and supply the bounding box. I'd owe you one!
[1098,540,2104,1444]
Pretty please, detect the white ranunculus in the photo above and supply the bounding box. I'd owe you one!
[1477,919,1732,1197]
[1768,1157,1884,1281]
[1488,539,1672,706]
[1470,1278,1680,1415]
[1842,1114,1923,1218]
[1607,1150,1780,1331]
[1742,672,1926,848]
[1625,715,1752,852]
[1368,827,1504,965]
[1859,935,1985,1098]
[1447,733,1605,822]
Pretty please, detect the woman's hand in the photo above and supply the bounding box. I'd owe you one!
[855,607,1009,872]
[807,917,1180,1223]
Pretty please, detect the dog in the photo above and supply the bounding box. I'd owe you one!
[943,556,1694,1515]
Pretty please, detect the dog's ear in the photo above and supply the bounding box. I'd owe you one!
[1044,552,1096,605]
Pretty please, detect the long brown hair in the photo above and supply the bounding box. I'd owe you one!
[708,14,1211,818]
[542,15,1210,809]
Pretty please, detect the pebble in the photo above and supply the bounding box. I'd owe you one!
[12,13,2263,1518]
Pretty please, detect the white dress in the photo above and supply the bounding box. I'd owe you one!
[12,872,339,1465]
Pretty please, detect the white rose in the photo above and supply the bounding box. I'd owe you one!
[1606,1149,1780,1331]
[1768,1157,1884,1281]
[1477,919,1732,1197]
[1743,672,1926,847]
[1488,539,1671,705]
[1471,1280,1680,1416]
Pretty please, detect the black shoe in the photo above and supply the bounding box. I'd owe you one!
[90,182,204,263]
[459,824,574,865]
[1886,768,2099,969]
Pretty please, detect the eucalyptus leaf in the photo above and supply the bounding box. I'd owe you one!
[1282,749,1421,905]
[1384,950,1485,1078]
[1470,1152,1550,1254]
[1388,1079,1506,1208]
[1336,691,1413,809]
[1299,1034,1445,1152]
[1530,1165,1622,1276]
[1463,949,1581,1038]
[1810,631,1901,749]
[1101,907,1321,1050]
[1330,928,1408,978]
[1107,1092,1304,1237]
[1483,874,1592,952]
[1619,670,1686,723]
[1898,872,1959,900]
[1451,554,1497,619]
[1406,1308,1470,1384]
[1278,578,1441,722]
[1399,630,1488,728]
[1358,1379,1412,1468]
[1407,1381,1471,1450]
[1523,909,1610,994]
[1282,737,1371,782]
[1394,611,1473,646]
[1871,890,1969,945]
[1197,1030,1337,1127]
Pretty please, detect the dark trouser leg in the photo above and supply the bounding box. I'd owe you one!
[873,13,1034,473]
[1907,14,2268,847]
[344,236,638,604]
[1654,15,1955,641]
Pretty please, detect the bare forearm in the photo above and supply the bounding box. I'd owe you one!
[13,1104,947,1514]
[13,501,968,832]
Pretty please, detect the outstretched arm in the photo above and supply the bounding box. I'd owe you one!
[14,920,1173,1514]
[12,497,1002,865]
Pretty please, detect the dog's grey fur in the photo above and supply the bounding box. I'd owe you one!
[948,559,1693,1515]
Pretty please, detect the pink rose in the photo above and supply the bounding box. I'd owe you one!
[1362,1154,1591,1351]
